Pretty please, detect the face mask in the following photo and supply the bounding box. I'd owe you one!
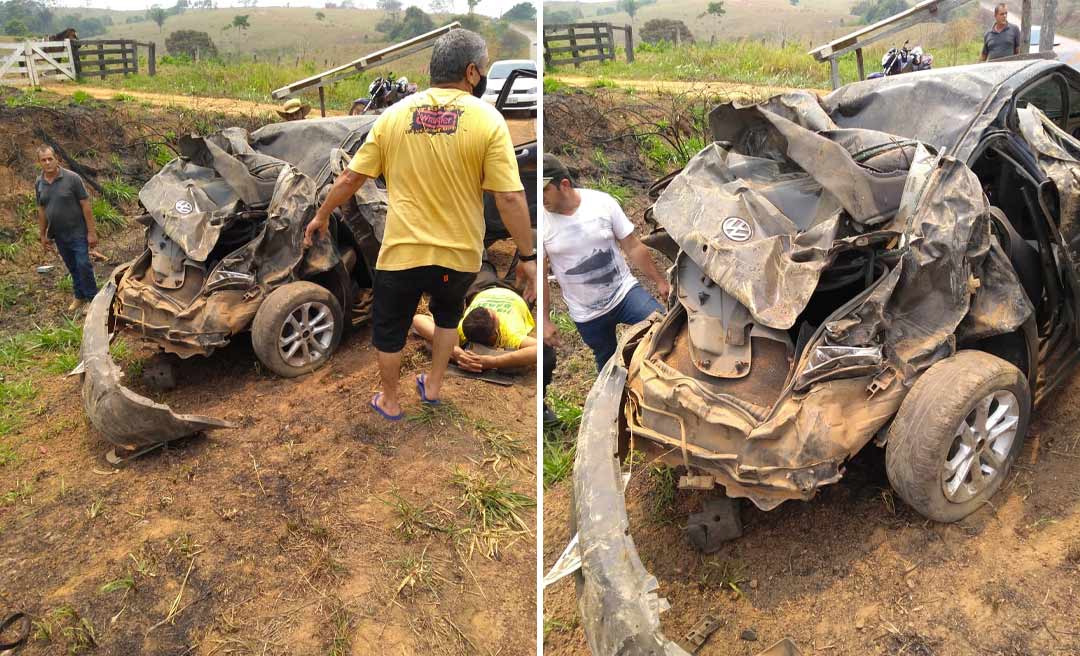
[472,74,487,99]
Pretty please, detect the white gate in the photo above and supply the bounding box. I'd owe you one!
[0,40,77,86]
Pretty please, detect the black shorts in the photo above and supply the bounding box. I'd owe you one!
[371,266,476,353]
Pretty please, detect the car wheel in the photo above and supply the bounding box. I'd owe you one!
[251,281,344,378]
[885,350,1030,523]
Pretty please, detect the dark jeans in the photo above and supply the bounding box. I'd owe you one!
[543,343,556,398]
[575,284,663,372]
[54,236,98,301]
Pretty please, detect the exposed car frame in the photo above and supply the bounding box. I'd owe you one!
[81,99,536,455]
[565,59,1080,654]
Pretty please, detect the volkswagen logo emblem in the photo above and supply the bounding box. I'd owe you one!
[174,199,194,214]
[722,217,753,242]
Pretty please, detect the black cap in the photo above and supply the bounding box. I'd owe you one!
[543,153,572,185]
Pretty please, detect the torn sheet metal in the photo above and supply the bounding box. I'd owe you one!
[115,166,329,357]
[573,335,808,652]
[573,356,689,656]
[821,60,1054,159]
[542,532,581,587]
[1017,105,1080,260]
[624,81,1033,511]
[81,281,234,450]
[116,116,382,357]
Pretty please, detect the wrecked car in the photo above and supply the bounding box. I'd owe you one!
[83,112,537,454]
[566,59,1080,653]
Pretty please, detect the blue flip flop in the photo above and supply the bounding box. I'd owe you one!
[415,374,441,405]
[370,392,403,421]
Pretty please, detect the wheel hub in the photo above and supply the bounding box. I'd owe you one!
[941,390,1020,503]
[277,301,335,367]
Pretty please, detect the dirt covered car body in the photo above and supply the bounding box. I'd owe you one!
[83,113,537,450]
[569,60,1080,654]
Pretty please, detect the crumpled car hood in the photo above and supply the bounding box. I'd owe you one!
[139,116,378,262]
[85,116,384,449]
[653,91,1032,378]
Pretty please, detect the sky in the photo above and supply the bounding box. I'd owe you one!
[53,0,536,19]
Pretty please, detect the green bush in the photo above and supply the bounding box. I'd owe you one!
[101,178,138,205]
[91,198,126,232]
[165,29,218,60]
[70,90,93,105]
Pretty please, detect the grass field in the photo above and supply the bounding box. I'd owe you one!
[36,7,531,112]
[87,56,432,112]
[547,16,984,89]
[545,0,863,44]
[99,7,402,60]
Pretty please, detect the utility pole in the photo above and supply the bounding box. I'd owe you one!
[1040,0,1057,52]
[1020,0,1032,52]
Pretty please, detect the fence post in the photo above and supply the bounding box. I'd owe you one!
[569,25,580,68]
[24,41,39,86]
[625,25,634,63]
[829,58,840,89]
[606,23,615,61]
[71,40,82,79]
[132,41,139,74]
[148,41,156,75]
[97,42,105,80]
[855,47,864,80]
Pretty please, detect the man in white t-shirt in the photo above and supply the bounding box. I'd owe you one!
[541,154,670,372]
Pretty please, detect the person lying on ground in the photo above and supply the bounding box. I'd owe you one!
[304,28,536,420]
[411,283,537,373]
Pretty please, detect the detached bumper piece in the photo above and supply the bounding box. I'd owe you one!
[573,359,690,656]
[81,282,235,451]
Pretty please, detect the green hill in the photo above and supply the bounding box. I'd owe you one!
[543,0,861,45]
[96,7,440,62]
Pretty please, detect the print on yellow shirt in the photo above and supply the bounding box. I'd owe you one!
[348,88,524,273]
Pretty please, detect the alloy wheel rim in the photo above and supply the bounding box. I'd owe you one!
[941,390,1020,503]
[277,301,334,367]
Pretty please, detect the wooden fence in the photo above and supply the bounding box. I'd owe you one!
[0,40,77,86]
[71,40,156,80]
[543,22,634,68]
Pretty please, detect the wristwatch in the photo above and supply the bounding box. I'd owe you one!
[519,251,537,262]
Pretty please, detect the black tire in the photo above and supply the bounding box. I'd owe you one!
[885,350,1030,523]
[251,281,344,378]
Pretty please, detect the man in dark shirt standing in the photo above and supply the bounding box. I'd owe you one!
[981,3,1021,61]
[35,145,99,315]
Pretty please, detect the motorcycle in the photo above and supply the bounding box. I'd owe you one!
[348,74,418,115]
[867,41,933,79]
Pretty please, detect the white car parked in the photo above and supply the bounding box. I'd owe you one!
[482,59,538,112]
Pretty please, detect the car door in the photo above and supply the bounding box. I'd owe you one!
[1014,72,1069,130]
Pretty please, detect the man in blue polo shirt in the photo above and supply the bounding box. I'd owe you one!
[35,145,100,315]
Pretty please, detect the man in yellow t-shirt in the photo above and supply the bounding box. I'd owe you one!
[304,28,536,420]
[411,283,537,373]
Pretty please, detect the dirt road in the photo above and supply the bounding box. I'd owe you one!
[550,75,828,100]
[40,84,346,118]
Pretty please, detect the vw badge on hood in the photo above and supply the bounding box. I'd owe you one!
[174,199,194,215]
[722,217,753,242]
